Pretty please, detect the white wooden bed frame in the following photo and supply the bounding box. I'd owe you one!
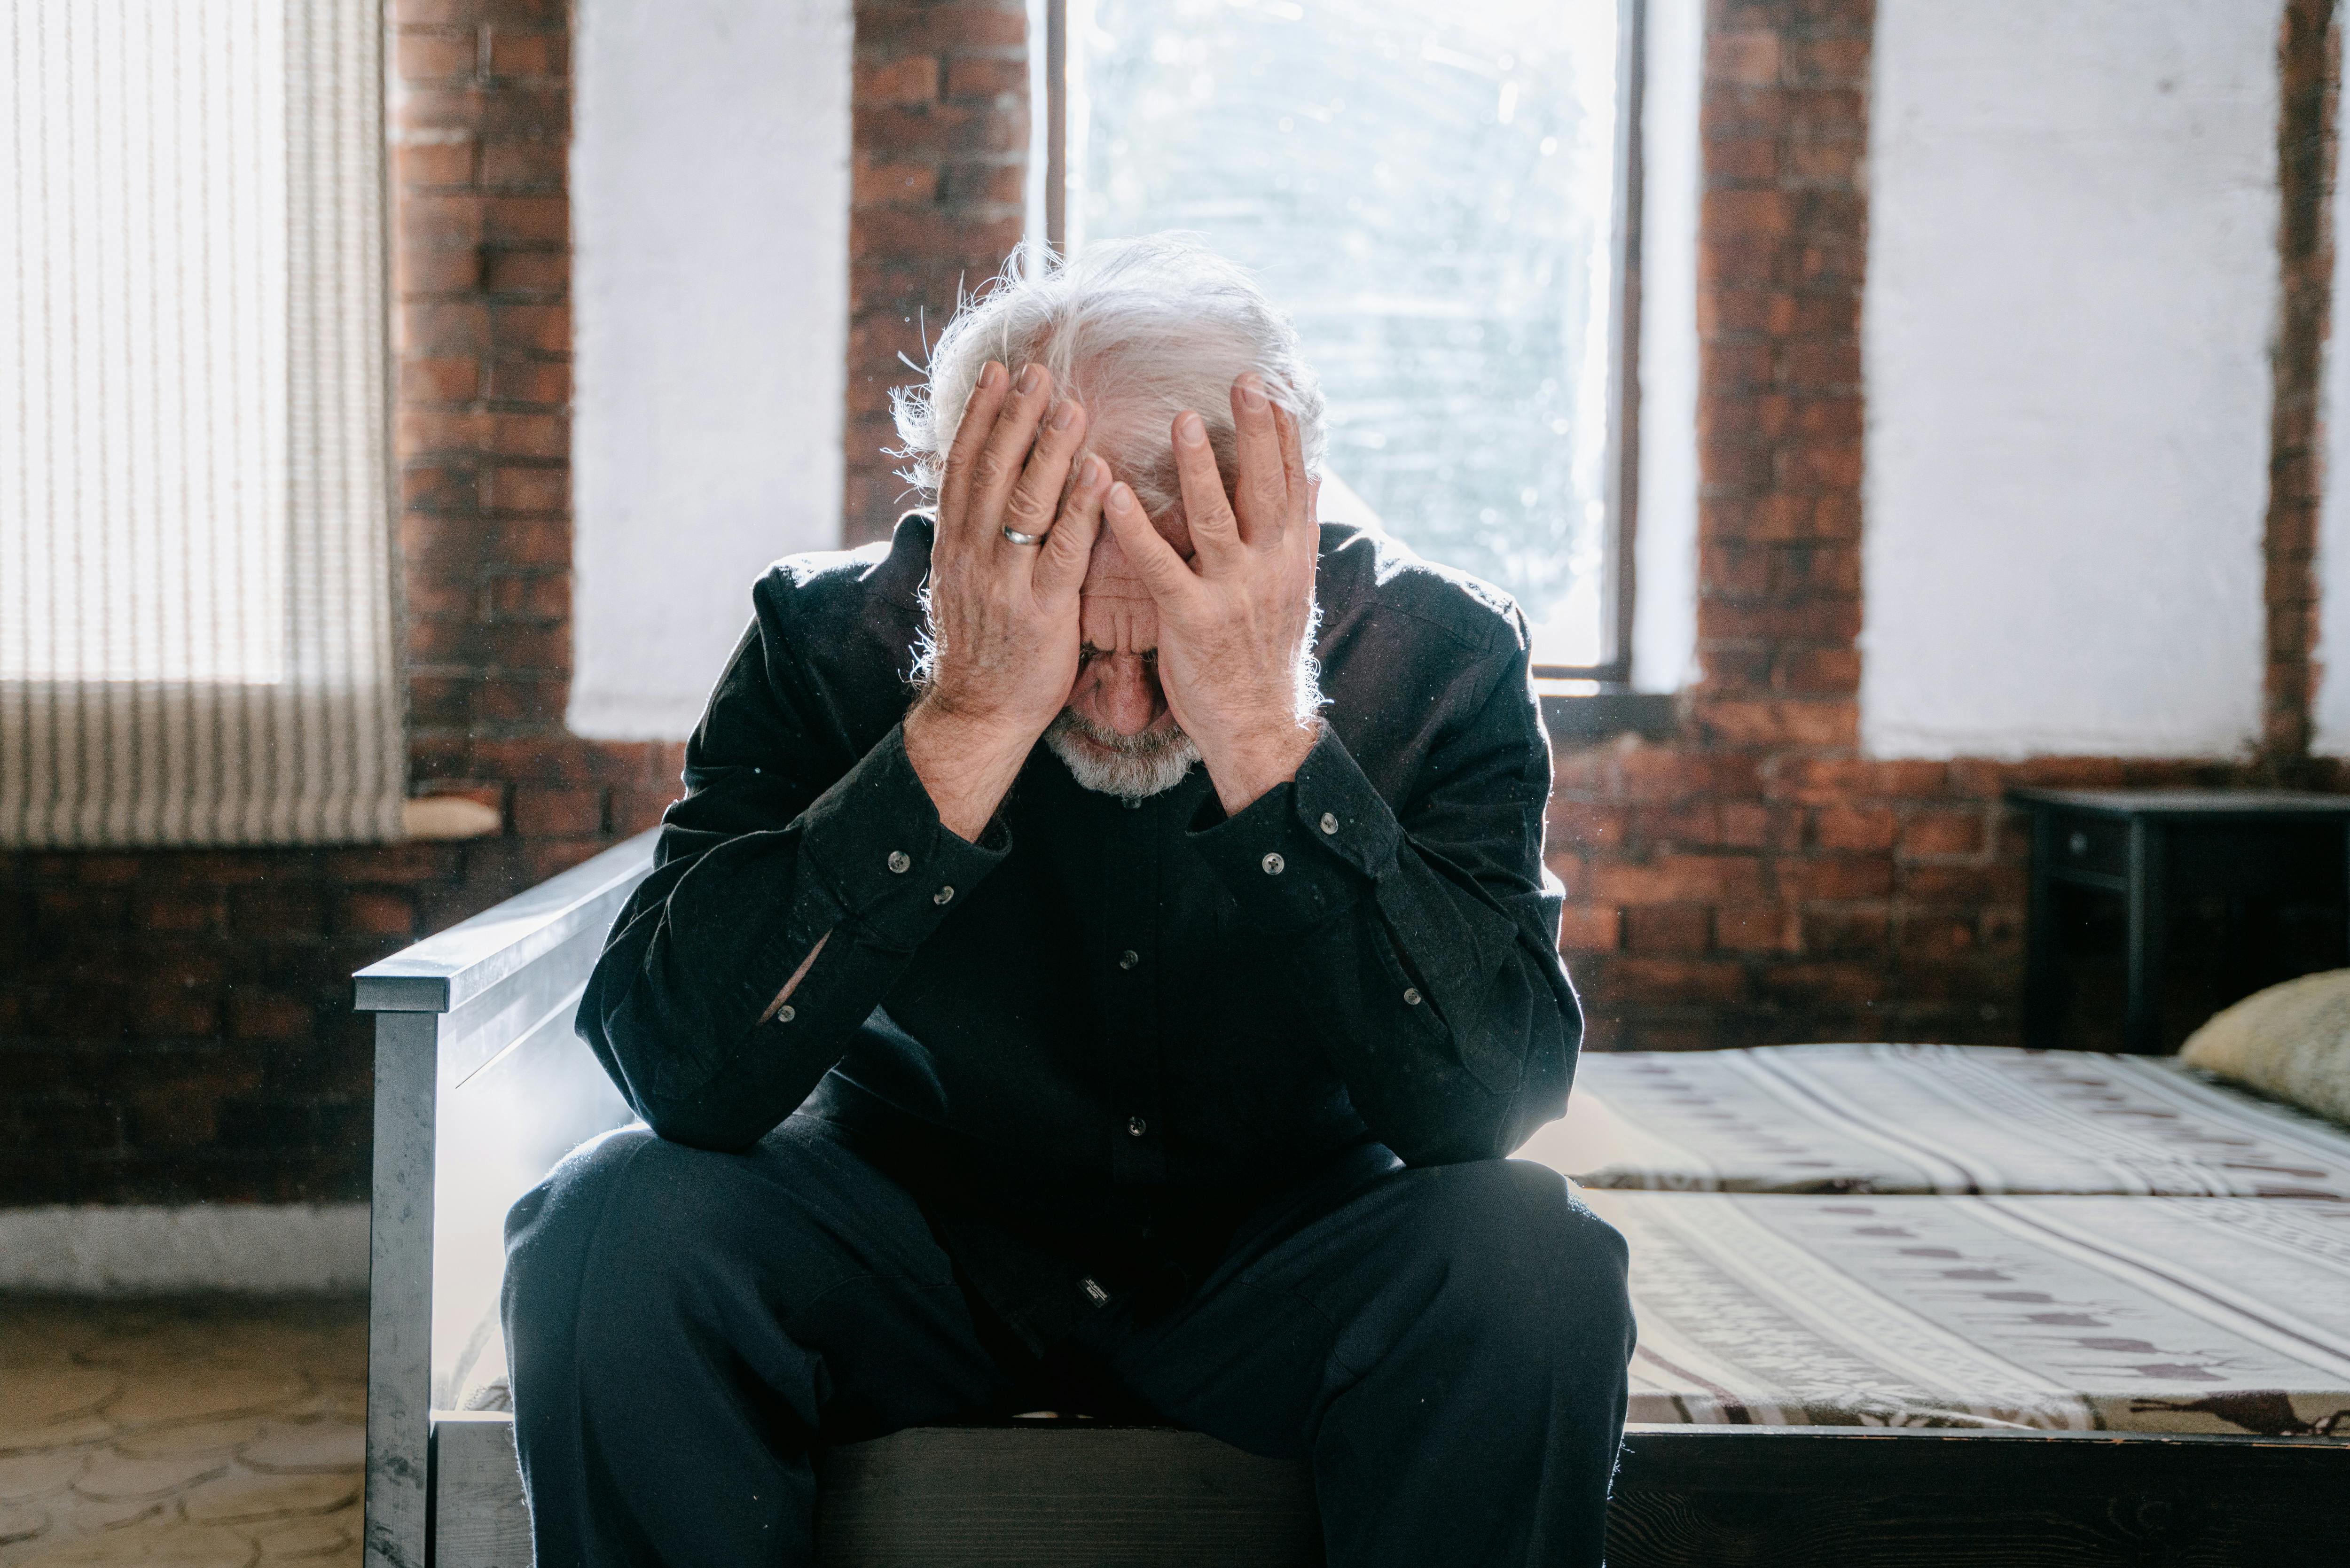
[357,831,2345,1568]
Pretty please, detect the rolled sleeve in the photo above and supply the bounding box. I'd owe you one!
[796,723,1012,952]
[1186,727,1401,932]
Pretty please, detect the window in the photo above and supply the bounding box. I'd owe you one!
[0,0,402,846]
[1036,0,1642,679]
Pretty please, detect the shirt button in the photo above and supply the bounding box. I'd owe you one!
[887,850,911,873]
[1119,949,1139,970]
[1261,852,1285,875]
[934,885,955,905]
[1402,987,1423,1006]
[1320,812,1340,835]
[1127,1116,1148,1138]
[775,1004,797,1023]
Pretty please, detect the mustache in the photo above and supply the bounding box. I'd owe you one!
[1048,708,1189,756]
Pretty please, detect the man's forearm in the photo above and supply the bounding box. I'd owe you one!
[904,700,1039,841]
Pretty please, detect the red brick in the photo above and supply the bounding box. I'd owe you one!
[1777,855,1895,901]
[853,4,1026,54]
[1548,803,1630,850]
[856,160,943,207]
[491,465,567,513]
[487,28,564,78]
[945,57,1026,99]
[477,676,569,725]
[484,249,569,293]
[1557,905,1620,953]
[860,56,941,105]
[395,136,475,186]
[228,991,314,1042]
[1897,810,1984,860]
[1625,905,1712,954]
[484,196,569,246]
[480,139,567,187]
[1811,804,1894,852]
[512,785,603,836]
[398,31,479,83]
[608,788,679,838]
[1589,855,1767,905]
[1756,961,1887,1008]
[1901,865,2028,904]
[1716,905,1797,953]
[1802,907,1890,955]
[1771,759,1947,805]
[1604,958,1749,1006]
[1692,698,1856,748]
[402,356,481,404]
[1897,915,1982,960]
[490,357,571,405]
[488,571,570,620]
[1707,30,1781,87]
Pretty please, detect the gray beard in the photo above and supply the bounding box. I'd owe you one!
[1043,708,1200,801]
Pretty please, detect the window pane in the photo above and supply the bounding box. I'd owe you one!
[1074,0,1620,667]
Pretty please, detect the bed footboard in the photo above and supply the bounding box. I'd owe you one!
[357,831,657,1568]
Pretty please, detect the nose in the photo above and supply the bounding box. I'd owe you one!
[1093,652,1162,736]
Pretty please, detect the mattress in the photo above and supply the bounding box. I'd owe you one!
[1523,1044,2350,1197]
[1590,1191,2350,1437]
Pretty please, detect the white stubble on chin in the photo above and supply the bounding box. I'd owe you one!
[1043,709,1200,800]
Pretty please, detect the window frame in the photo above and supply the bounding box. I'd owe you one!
[1038,0,1647,685]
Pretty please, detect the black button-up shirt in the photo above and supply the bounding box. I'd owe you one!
[577,515,1582,1350]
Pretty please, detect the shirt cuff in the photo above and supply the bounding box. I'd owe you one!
[795,722,1011,952]
[1186,725,1402,932]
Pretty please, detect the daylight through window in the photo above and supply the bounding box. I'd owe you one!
[1058,0,1631,672]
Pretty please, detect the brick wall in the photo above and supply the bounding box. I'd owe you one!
[0,0,676,1205]
[844,0,1033,545]
[1550,0,2341,1054]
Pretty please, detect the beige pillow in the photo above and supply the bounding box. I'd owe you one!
[2180,968,2350,1126]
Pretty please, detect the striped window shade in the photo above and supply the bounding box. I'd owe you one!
[0,0,404,847]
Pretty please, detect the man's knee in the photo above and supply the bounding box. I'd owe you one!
[1403,1160,1634,1362]
[504,1124,755,1333]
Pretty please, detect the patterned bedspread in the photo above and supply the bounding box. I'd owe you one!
[1593,1191,2350,1436]
[1522,1044,2350,1197]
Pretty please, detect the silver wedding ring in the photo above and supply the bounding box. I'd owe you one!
[1001,525,1047,546]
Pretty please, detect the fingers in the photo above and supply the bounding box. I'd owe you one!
[1280,407,1318,564]
[1170,409,1243,564]
[968,363,1057,533]
[1229,374,1290,546]
[937,361,1009,543]
[1103,480,1198,601]
[1000,395,1089,553]
[1034,452,1109,602]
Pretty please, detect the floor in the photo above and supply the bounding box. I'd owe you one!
[0,1297,366,1567]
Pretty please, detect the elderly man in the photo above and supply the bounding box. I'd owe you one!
[502,235,1633,1567]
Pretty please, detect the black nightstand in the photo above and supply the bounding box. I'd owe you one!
[2011,788,2350,1053]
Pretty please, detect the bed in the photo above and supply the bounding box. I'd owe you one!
[358,833,2349,1568]
[1523,1042,2350,1197]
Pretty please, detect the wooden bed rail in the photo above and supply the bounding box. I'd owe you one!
[354,830,658,1568]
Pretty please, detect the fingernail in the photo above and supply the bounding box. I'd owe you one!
[1177,412,1207,445]
[980,361,1005,390]
[1238,377,1269,412]
[1107,482,1136,513]
[1080,454,1104,485]
[1052,401,1079,430]
[1018,364,1045,394]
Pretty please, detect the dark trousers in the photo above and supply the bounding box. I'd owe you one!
[502,1114,1635,1567]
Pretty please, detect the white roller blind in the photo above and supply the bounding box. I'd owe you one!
[0,0,403,845]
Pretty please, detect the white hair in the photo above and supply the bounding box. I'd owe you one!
[891,234,1328,523]
[1043,709,1202,801]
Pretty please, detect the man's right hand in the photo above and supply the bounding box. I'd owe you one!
[905,360,1106,842]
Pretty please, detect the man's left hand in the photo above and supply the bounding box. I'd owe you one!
[1102,374,1322,816]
